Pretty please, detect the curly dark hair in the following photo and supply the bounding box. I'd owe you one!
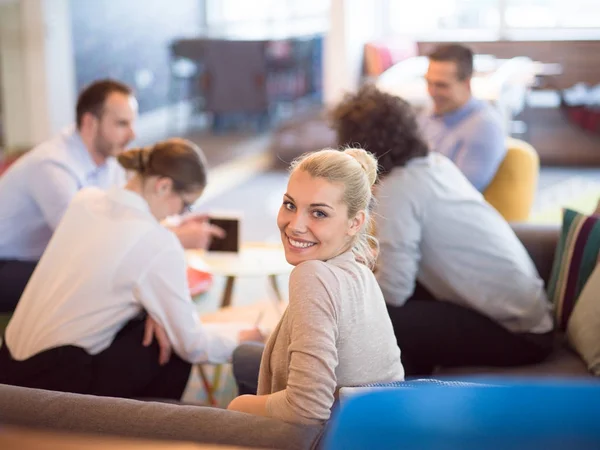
[329,84,429,177]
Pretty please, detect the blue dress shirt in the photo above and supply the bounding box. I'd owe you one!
[0,127,126,261]
[418,98,506,192]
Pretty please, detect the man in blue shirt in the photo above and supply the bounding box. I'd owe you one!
[0,80,222,312]
[419,44,506,192]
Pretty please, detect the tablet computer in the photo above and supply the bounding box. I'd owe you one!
[207,212,241,253]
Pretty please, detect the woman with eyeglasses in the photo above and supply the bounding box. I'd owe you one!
[0,138,263,400]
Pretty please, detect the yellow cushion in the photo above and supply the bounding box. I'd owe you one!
[0,313,11,335]
[483,137,539,222]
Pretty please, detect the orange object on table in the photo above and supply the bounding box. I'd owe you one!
[187,267,213,297]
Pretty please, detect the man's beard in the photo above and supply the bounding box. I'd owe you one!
[93,132,120,160]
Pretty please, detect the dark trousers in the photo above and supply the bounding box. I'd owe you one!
[387,294,555,377]
[0,259,37,313]
[0,316,192,401]
[232,342,265,395]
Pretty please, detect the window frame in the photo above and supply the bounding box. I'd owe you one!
[204,0,329,29]
[382,0,600,42]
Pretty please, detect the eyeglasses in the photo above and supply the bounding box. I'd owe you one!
[179,193,193,215]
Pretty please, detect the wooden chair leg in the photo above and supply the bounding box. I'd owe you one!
[197,364,218,407]
[197,364,224,407]
[220,276,236,308]
[211,365,223,394]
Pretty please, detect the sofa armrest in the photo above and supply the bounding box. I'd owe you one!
[510,222,560,285]
[0,384,323,450]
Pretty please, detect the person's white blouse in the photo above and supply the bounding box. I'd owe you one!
[6,187,243,363]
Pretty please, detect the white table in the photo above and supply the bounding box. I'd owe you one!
[186,242,293,308]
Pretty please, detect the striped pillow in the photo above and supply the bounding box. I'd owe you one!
[547,209,600,330]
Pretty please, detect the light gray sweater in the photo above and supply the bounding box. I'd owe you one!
[257,251,404,425]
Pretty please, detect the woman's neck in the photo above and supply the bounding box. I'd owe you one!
[125,175,145,197]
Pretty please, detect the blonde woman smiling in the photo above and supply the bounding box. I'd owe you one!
[228,148,404,425]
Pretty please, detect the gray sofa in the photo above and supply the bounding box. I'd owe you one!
[0,223,594,449]
[437,222,592,378]
[0,382,324,449]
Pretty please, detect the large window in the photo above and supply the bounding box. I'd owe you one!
[504,0,600,28]
[205,0,599,41]
[205,0,329,36]
[386,0,600,40]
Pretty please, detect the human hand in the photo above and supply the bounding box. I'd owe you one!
[238,328,266,343]
[143,315,172,366]
[171,215,225,250]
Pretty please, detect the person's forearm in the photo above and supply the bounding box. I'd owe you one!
[227,394,270,417]
[170,227,186,247]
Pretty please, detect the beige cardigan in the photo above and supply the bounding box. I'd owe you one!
[257,251,404,425]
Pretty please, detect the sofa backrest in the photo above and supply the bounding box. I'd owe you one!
[0,383,322,450]
[511,223,560,285]
[363,38,418,78]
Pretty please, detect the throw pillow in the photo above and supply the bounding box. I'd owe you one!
[547,209,600,330]
[567,262,600,375]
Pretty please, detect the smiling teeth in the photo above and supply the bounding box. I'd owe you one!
[289,238,315,248]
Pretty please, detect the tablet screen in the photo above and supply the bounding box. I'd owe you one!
[208,217,240,253]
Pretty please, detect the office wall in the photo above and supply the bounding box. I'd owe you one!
[69,0,203,114]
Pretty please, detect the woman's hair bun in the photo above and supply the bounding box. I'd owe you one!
[344,147,378,186]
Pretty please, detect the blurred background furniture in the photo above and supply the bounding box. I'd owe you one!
[269,108,335,166]
[168,39,207,134]
[483,137,540,222]
[560,83,600,135]
[362,37,417,80]
[168,33,324,134]
[186,242,292,308]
